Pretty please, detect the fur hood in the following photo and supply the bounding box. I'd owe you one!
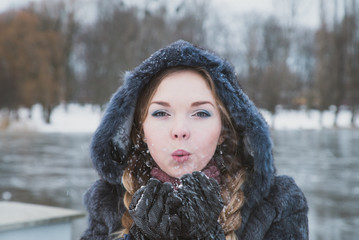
[90,40,275,207]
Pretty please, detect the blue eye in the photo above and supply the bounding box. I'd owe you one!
[151,110,170,117]
[194,110,211,118]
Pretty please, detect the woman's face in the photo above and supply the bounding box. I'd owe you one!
[143,70,222,178]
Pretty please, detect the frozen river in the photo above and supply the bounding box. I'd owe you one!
[0,129,358,240]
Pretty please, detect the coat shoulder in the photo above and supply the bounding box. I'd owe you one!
[266,175,308,221]
[81,179,125,239]
[84,179,124,218]
[235,175,308,239]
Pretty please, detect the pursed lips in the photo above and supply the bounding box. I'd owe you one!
[172,149,191,163]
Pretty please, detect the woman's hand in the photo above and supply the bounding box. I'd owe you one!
[177,171,226,239]
[128,178,182,239]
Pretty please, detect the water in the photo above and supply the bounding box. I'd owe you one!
[271,130,359,240]
[0,132,97,239]
[1,130,359,240]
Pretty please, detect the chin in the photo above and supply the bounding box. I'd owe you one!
[171,170,192,179]
[168,163,200,178]
[171,173,185,179]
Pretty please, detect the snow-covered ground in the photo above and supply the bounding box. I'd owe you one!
[0,104,357,133]
[261,106,358,130]
[0,104,102,133]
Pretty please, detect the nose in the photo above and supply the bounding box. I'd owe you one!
[171,118,190,140]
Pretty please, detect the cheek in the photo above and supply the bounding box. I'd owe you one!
[192,122,222,155]
[197,120,221,143]
[144,122,166,144]
[143,122,168,158]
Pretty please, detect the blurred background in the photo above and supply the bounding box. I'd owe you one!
[0,0,358,239]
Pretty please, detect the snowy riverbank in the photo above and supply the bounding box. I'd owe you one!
[0,104,102,133]
[0,104,358,133]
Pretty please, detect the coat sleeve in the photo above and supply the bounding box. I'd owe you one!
[263,176,309,240]
[80,179,125,240]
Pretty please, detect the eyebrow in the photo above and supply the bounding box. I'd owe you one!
[191,101,215,108]
[150,101,214,108]
[151,101,170,107]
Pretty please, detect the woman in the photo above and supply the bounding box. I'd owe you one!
[81,40,308,240]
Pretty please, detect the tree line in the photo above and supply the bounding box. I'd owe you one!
[0,0,358,127]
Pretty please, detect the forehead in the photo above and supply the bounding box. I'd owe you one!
[152,70,214,101]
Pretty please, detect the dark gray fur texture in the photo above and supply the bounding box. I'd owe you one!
[81,40,308,239]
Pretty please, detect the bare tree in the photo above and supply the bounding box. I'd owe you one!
[314,0,357,127]
[79,2,140,106]
[241,15,264,105]
[260,17,293,127]
[0,7,67,123]
[25,0,80,122]
[78,0,210,107]
[344,0,359,127]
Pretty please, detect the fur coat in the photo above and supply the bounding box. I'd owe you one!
[81,40,308,240]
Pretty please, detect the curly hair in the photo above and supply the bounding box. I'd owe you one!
[117,66,246,239]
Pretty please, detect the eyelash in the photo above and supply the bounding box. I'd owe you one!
[193,110,211,118]
[151,110,170,117]
[151,110,211,118]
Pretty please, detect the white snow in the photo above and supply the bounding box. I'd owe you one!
[260,106,357,130]
[0,104,357,133]
[0,104,102,133]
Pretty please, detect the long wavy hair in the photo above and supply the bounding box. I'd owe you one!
[117,66,246,240]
